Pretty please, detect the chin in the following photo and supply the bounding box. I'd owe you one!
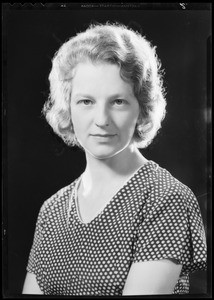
[85,149,118,160]
[84,144,131,160]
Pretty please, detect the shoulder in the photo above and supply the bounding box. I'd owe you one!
[38,178,79,221]
[140,161,197,208]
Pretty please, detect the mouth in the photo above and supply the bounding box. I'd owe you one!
[90,134,116,137]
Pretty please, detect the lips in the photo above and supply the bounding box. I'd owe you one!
[91,134,116,137]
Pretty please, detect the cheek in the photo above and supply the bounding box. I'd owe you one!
[117,114,138,136]
[71,111,79,133]
[125,110,139,126]
[71,111,90,136]
[72,118,84,132]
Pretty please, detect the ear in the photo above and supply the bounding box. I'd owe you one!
[136,116,147,127]
[136,113,143,125]
[137,117,152,132]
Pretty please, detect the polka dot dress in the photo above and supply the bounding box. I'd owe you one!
[27,160,207,295]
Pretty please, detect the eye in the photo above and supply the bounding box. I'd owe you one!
[113,99,127,105]
[78,99,93,105]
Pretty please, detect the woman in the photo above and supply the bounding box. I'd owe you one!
[22,22,207,295]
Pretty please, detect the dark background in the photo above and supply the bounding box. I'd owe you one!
[3,3,211,297]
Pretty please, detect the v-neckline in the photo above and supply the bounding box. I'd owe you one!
[73,160,153,226]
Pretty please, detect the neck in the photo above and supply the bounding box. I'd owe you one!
[81,144,147,194]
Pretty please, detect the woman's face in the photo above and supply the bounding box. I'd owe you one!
[70,62,140,160]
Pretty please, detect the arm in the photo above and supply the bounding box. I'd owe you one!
[123,259,182,295]
[22,272,44,295]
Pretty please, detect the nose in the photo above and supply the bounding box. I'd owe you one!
[94,104,110,127]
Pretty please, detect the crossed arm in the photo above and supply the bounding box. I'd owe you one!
[22,258,182,295]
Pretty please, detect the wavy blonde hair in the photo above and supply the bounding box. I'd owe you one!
[43,22,166,148]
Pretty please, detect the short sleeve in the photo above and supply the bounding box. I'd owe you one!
[26,204,47,291]
[133,186,207,275]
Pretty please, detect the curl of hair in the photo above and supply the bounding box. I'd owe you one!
[43,22,166,148]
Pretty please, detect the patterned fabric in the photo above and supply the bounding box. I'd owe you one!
[27,160,207,295]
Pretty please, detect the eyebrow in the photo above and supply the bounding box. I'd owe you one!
[72,93,130,100]
[73,93,95,100]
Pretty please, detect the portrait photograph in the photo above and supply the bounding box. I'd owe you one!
[2,3,211,297]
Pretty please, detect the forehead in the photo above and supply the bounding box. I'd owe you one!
[71,62,135,97]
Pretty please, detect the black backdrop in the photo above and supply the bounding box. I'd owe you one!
[3,3,211,296]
